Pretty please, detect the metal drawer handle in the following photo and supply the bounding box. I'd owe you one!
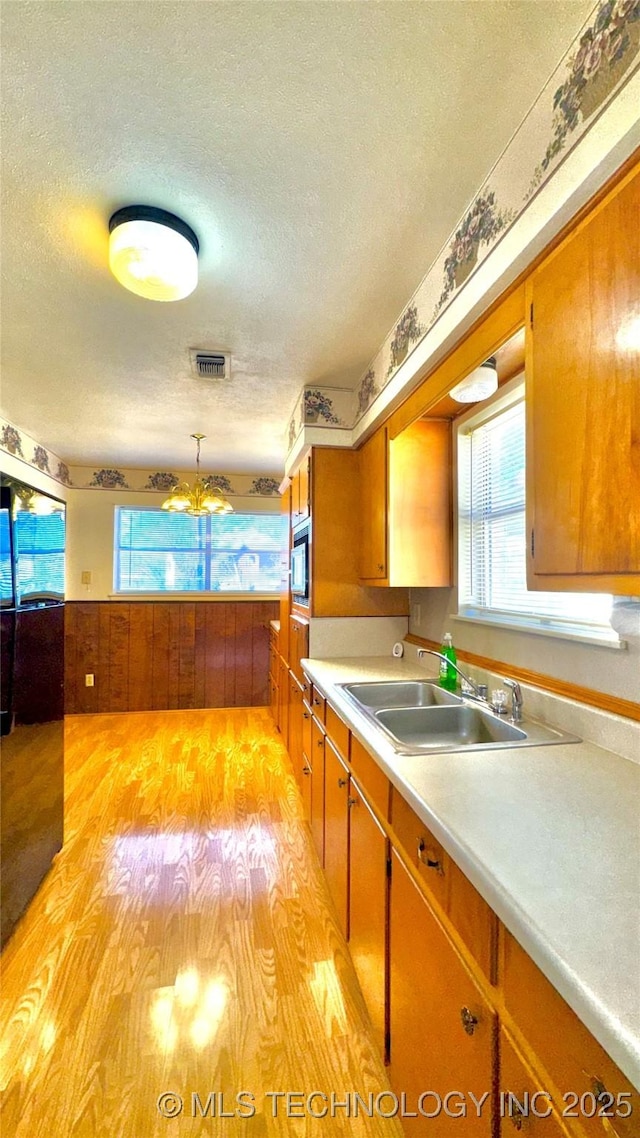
[338,777,348,788]
[348,796,358,808]
[317,738,324,748]
[460,1006,478,1036]
[302,765,311,776]
[377,563,384,573]
[417,838,443,875]
[303,711,310,719]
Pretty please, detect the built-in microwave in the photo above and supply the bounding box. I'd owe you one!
[291,523,309,605]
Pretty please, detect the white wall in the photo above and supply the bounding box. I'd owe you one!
[408,587,640,704]
[66,488,283,601]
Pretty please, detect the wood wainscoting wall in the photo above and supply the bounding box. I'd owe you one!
[65,600,279,715]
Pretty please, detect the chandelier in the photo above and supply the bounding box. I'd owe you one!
[161,434,233,516]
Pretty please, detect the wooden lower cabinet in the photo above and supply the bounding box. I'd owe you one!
[500,1028,569,1138]
[269,668,279,727]
[310,718,326,866]
[288,674,304,787]
[300,751,312,819]
[389,849,496,1137]
[502,931,640,1138]
[282,691,638,1138]
[323,738,350,936]
[277,656,289,747]
[348,776,387,1059]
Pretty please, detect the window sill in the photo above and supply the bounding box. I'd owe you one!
[108,592,280,602]
[452,611,626,651]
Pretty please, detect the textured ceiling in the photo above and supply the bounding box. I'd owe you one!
[1,0,594,473]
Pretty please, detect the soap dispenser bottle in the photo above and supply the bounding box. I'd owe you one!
[439,632,458,692]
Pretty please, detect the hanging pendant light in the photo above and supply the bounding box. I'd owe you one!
[450,357,498,403]
[161,435,233,516]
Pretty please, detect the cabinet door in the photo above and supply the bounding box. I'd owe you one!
[389,850,496,1137]
[289,616,309,684]
[269,669,279,727]
[300,751,312,820]
[323,738,350,936]
[359,426,388,580]
[288,674,304,787]
[527,164,640,589]
[278,657,289,749]
[348,776,388,1059]
[290,468,301,527]
[499,1028,569,1138]
[279,488,291,662]
[310,718,326,866]
[388,419,451,587]
[298,455,310,522]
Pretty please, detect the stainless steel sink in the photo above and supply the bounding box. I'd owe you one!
[336,679,581,753]
[341,680,461,710]
[375,704,526,751]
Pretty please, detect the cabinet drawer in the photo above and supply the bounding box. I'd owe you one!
[499,1027,569,1138]
[390,787,449,913]
[448,862,498,984]
[502,930,640,1138]
[311,686,326,723]
[349,736,390,820]
[325,703,350,760]
[390,788,496,980]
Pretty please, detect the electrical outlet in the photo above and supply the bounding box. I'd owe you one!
[81,570,92,585]
[412,603,421,626]
[85,674,94,687]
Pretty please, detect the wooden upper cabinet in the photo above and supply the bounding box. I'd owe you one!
[297,455,310,523]
[279,488,291,663]
[359,426,388,580]
[311,447,409,617]
[359,419,452,587]
[388,418,451,586]
[526,162,640,592]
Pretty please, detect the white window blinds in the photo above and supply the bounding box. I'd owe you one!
[115,509,286,594]
[458,394,613,636]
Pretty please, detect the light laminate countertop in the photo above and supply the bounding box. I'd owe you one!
[301,655,640,1090]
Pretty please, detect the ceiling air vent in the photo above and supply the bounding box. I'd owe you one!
[190,350,231,380]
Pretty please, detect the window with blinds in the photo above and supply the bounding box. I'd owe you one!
[457,389,614,640]
[14,510,66,602]
[115,508,286,594]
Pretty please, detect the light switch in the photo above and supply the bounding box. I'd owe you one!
[81,571,92,585]
[85,674,94,687]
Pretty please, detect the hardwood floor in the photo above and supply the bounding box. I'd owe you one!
[0,709,402,1137]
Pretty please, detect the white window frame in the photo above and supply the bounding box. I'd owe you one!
[454,375,623,649]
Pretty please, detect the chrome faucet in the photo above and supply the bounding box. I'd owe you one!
[502,678,523,723]
[417,649,524,722]
[417,649,488,703]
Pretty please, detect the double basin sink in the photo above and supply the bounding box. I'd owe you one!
[337,680,580,755]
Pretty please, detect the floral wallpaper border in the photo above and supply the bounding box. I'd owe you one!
[0,418,73,486]
[286,0,640,443]
[0,418,282,497]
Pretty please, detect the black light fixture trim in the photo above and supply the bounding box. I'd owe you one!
[108,205,199,255]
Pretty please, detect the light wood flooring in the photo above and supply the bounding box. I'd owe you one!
[0,709,403,1137]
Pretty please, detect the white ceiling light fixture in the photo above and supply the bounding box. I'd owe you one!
[108,205,199,301]
[450,356,498,403]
